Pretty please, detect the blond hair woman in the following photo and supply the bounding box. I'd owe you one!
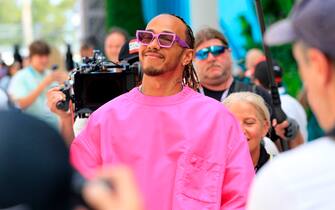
[223,92,279,172]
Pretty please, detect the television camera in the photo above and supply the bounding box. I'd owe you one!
[56,50,141,118]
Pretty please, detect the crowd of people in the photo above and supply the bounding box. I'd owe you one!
[0,0,334,209]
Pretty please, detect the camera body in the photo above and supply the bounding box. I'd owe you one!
[57,50,141,118]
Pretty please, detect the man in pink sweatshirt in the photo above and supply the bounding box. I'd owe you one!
[49,14,254,210]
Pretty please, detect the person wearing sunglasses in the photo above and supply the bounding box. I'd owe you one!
[193,27,304,150]
[60,14,254,210]
[193,27,271,104]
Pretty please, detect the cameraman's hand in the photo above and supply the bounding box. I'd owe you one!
[83,166,144,210]
[47,86,71,119]
[272,119,289,140]
[273,118,299,141]
[273,118,304,149]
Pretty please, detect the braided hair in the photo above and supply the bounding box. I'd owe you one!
[172,14,199,90]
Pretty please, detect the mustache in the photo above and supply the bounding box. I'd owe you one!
[206,61,222,70]
[143,49,164,57]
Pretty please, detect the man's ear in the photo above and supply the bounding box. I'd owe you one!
[182,49,194,66]
[308,48,333,86]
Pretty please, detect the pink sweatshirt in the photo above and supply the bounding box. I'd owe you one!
[71,86,254,210]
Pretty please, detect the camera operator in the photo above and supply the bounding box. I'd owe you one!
[47,39,140,144]
[8,40,68,129]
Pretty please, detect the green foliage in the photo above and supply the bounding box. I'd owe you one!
[105,0,146,36]
[0,0,22,45]
[269,44,301,96]
[0,0,75,46]
[0,0,21,22]
[238,15,262,51]
[31,0,75,43]
[240,0,301,96]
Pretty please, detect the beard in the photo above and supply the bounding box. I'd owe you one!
[142,66,166,76]
[202,62,231,85]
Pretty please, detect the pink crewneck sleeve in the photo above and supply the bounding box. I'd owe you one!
[71,86,254,210]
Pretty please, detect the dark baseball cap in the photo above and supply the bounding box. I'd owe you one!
[264,0,335,59]
[118,38,140,64]
[254,60,283,89]
[0,111,73,210]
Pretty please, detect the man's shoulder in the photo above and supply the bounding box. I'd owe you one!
[250,137,335,210]
[231,80,270,96]
[8,68,32,95]
[192,89,233,113]
[93,87,233,120]
[231,80,272,105]
[82,90,132,126]
[94,90,132,113]
[230,80,253,92]
[260,137,335,175]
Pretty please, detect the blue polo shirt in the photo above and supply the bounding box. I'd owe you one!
[8,66,59,129]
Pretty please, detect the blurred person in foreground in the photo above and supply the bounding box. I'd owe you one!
[0,110,143,210]
[223,92,279,173]
[247,0,335,209]
[104,27,128,63]
[0,110,72,210]
[48,14,254,210]
[8,40,68,129]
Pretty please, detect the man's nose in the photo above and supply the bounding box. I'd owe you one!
[147,37,160,50]
[206,52,217,61]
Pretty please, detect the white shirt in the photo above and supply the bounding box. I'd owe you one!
[247,137,335,210]
[73,117,88,136]
[279,87,308,142]
[263,137,279,156]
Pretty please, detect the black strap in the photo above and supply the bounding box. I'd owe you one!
[230,80,254,93]
[255,144,270,173]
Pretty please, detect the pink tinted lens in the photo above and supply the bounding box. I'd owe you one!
[138,31,154,44]
[157,33,175,47]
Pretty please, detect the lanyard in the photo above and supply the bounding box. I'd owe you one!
[198,86,229,102]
